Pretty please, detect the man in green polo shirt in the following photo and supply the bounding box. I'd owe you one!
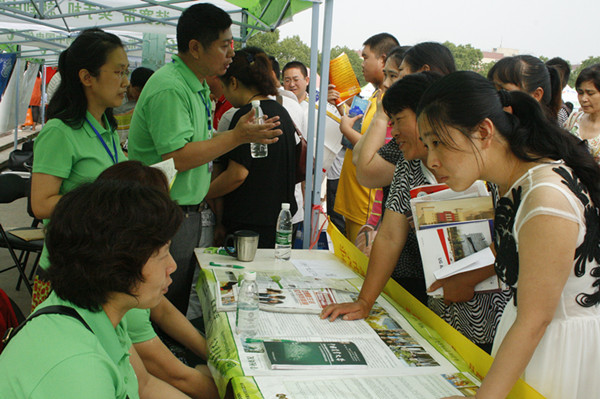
[129,3,282,314]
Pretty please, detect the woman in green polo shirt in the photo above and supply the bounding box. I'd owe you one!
[0,180,189,398]
[30,28,128,308]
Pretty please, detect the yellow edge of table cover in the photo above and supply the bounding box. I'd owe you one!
[326,222,544,399]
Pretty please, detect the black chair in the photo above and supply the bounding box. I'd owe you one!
[0,172,44,295]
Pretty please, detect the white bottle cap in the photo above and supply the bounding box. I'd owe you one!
[281,203,290,210]
[244,271,257,281]
[251,100,260,108]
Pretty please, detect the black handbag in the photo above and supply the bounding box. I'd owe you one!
[7,140,34,172]
[7,149,33,172]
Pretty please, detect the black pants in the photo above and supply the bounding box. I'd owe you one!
[166,208,202,314]
[326,178,346,235]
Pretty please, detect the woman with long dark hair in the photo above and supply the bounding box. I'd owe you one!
[30,28,128,307]
[207,48,297,247]
[417,71,600,399]
[323,73,509,355]
[488,55,562,121]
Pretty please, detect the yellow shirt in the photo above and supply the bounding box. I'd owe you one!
[334,91,378,224]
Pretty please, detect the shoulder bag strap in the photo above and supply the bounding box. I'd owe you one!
[2,305,93,346]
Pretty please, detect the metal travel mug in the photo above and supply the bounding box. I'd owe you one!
[225,230,259,262]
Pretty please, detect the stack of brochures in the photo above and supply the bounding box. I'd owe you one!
[263,341,368,370]
[410,181,502,296]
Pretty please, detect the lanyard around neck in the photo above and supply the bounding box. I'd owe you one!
[85,117,118,165]
[198,90,212,134]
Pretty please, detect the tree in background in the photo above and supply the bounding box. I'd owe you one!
[479,61,497,78]
[443,41,483,71]
[569,56,600,87]
[243,30,366,87]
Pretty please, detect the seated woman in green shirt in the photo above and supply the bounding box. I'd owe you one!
[0,179,189,399]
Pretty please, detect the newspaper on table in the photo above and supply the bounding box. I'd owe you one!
[253,371,480,399]
[211,268,356,314]
[410,181,502,296]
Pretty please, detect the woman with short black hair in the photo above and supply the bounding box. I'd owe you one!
[0,180,188,398]
[565,63,600,163]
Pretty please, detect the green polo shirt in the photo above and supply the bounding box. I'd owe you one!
[0,292,139,399]
[33,113,126,270]
[128,55,212,205]
[124,308,156,344]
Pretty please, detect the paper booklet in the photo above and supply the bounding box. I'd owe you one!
[329,53,361,105]
[410,181,502,296]
[212,269,356,314]
[263,341,368,370]
[151,158,177,190]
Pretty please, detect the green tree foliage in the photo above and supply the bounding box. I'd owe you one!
[478,61,497,78]
[241,30,367,87]
[243,30,311,78]
[443,41,483,72]
[569,56,600,87]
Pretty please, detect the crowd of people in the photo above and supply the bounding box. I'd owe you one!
[0,2,599,399]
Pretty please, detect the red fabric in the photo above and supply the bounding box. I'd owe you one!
[29,77,42,106]
[213,95,233,129]
[0,288,19,353]
[44,66,57,84]
[366,124,394,227]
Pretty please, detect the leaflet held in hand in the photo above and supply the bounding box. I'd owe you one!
[410,181,502,296]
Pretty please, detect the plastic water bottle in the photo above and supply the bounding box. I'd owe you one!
[250,100,268,158]
[236,271,259,349]
[275,203,293,260]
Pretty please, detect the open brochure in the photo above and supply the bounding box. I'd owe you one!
[410,181,502,296]
[212,268,356,314]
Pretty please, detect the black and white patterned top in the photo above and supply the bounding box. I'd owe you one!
[377,138,403,165]
[385,157,510,345]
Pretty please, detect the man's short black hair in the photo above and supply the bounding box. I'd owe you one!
[546,57,571,89]
[177,3,232,52]
[46,180,183,311]
[282,61,308,78]
[130,67,154,89]
[363,33,399,59]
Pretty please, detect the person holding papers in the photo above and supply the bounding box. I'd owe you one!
[417,71,600,399]
[321,73,509,355]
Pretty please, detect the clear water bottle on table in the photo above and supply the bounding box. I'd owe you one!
[250,100,268,158]
[275,203,292,261]
[236,271,260,350]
